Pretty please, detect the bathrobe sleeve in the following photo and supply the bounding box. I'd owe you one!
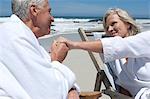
[135,88,150,99]
[9,36,77,97]
[0,35,77,98]
[101,31,150,62]
[39,46,80,92]
[51,61,80,91]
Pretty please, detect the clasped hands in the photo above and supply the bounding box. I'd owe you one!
[50,37,73,63]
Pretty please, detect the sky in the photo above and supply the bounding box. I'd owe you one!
[0,0,150,18]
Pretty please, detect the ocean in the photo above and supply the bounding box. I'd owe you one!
[1,16,150,33]
[0,16,102,33]
[51,16,102,34]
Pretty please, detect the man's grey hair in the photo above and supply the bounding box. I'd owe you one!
[12,0,45,20]
[103,8,140,36]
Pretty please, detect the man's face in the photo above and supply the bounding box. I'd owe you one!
[35,0,54,37]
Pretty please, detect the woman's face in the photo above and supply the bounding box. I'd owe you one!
[105,13,130,37]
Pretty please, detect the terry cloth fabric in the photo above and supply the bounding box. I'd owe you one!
[101,33,150,98]
[0,14,79,99]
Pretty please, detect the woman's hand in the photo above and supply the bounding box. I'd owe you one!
[56,37,77,50]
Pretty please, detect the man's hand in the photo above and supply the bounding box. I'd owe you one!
[56,37,77,50]
[51,40,69,63]
[68,89,79,99]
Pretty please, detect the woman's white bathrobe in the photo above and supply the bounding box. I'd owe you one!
[101,32,150,99]
[0,15,78,99]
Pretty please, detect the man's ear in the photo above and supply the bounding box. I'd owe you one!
[30,5,39,16]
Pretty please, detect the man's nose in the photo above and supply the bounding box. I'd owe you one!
[50,15,54,22]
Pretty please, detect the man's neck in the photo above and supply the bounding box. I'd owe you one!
[23,19,39,38]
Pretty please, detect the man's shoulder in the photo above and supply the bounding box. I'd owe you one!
[0,21,21,33]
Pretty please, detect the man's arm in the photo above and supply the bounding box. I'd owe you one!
[50,40,80,98]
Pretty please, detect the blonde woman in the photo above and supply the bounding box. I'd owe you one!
[102,8,140,96]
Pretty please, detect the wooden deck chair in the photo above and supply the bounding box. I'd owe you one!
[78,28,133,99]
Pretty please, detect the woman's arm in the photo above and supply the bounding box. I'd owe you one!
[56,37,103,53]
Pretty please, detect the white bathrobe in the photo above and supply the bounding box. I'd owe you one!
[0,14,78,99]
[101,32,150,99]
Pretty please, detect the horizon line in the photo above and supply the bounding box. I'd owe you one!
[0,15,150,19]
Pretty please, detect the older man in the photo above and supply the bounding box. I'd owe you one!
[0,0,79,99]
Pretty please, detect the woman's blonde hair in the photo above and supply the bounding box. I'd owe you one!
[103,8,140,36]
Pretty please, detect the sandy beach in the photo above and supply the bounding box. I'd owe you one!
[39,32,111,99]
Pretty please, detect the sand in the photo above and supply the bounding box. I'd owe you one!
[39,32,111,99]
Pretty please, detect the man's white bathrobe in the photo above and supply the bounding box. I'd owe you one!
[101,32,150,99]
[0,15,78,99]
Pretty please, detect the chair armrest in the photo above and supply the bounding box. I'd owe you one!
[102,89,133,99]
[79,91,102,99]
